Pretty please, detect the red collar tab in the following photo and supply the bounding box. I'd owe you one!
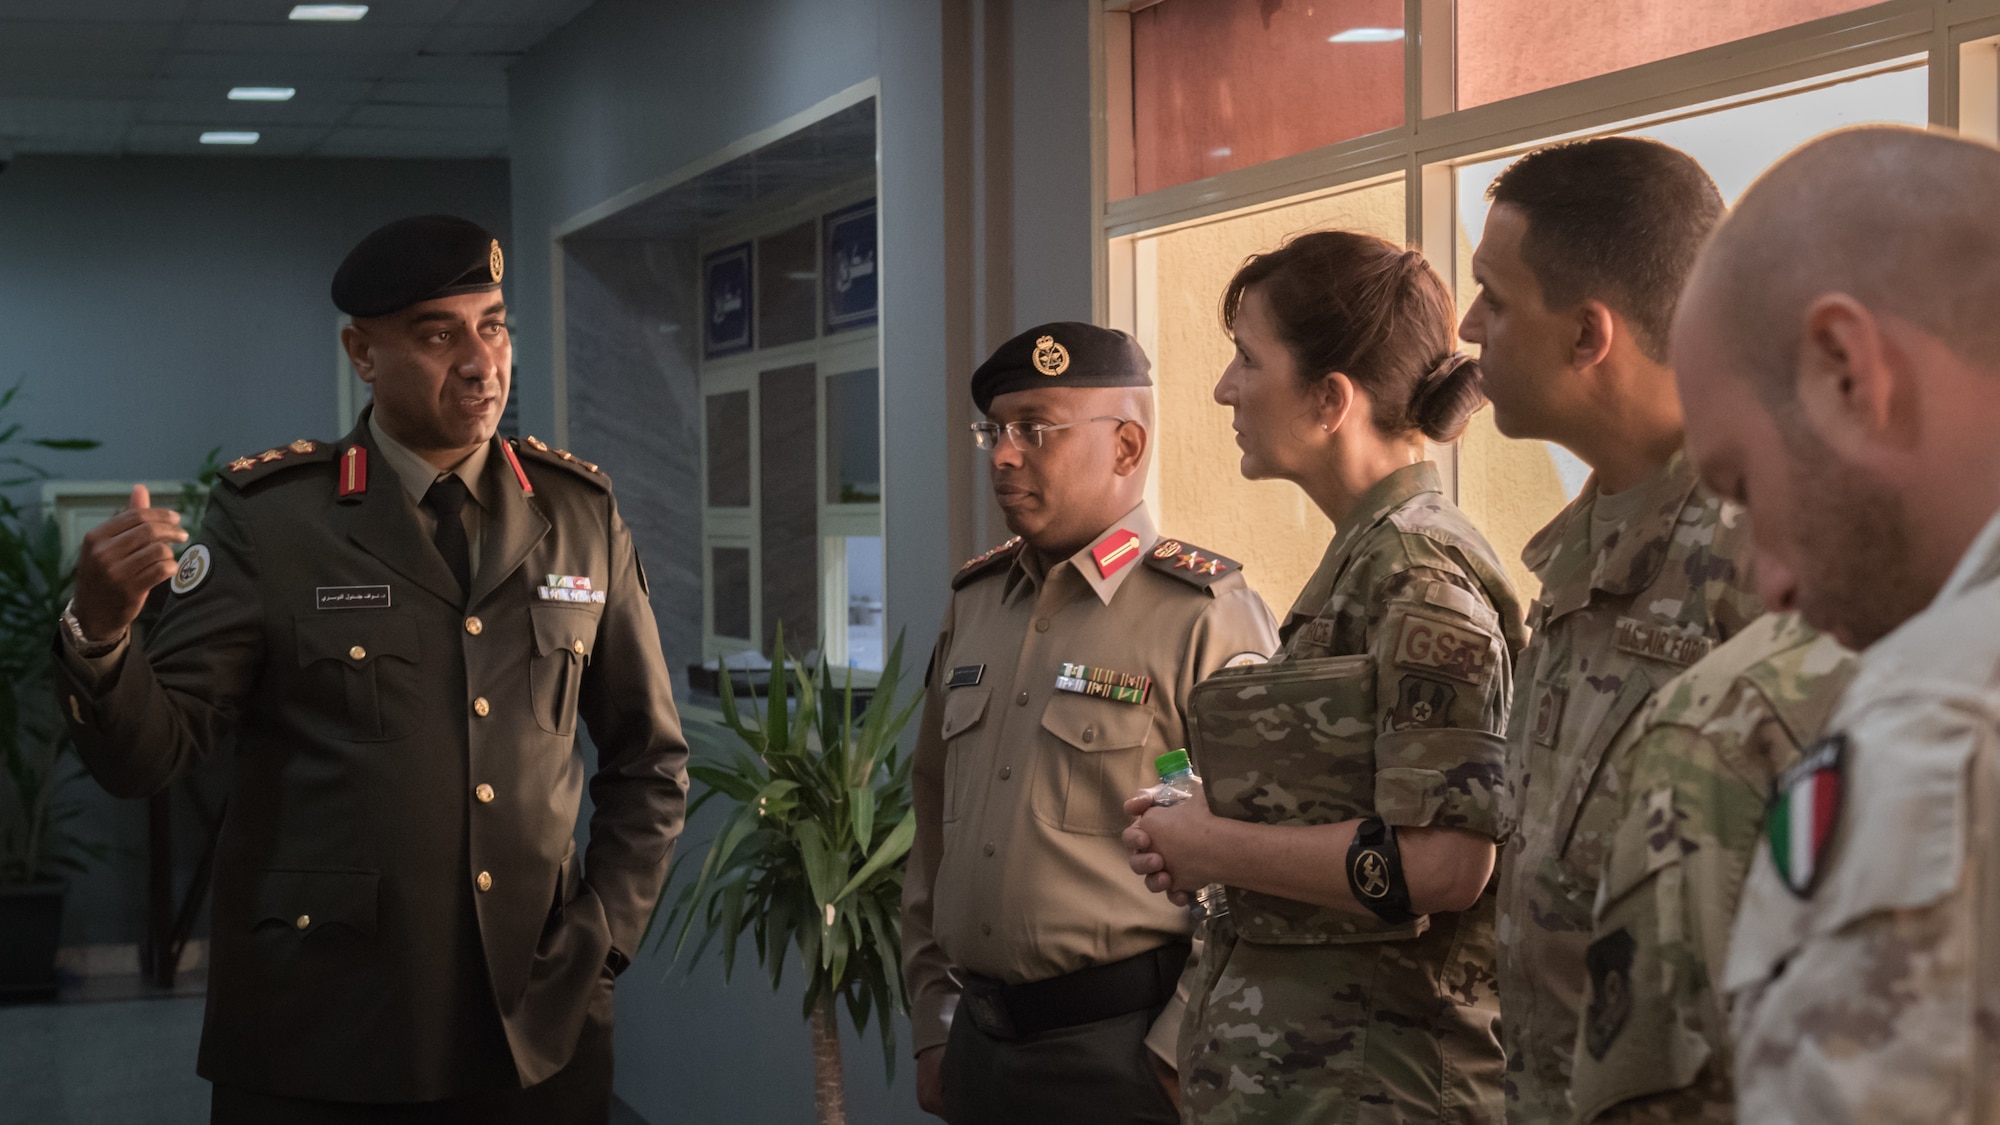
[501,439,535,497]
[1091,528,1142,579]
[338,446,368,498]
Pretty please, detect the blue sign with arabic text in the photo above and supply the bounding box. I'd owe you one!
[823,199,878,333]
[704,242,753,357]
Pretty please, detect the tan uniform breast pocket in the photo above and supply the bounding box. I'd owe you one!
[531,605,599,736]
[1035,692,1155,836]
[938,688,991,823]
[294,614,421,742]
[1572,786,1709,1120]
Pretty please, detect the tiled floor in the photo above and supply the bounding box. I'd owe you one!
[0,981,651,1124]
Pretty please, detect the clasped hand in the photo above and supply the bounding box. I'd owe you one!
[1122,782,1224,907]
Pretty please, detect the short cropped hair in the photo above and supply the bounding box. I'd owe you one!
[1489,137,1724,363]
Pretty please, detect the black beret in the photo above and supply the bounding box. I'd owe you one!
[972,321,1152,413]
[332,214,505,318]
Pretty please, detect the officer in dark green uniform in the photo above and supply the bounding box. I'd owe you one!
[52,215,688,1124]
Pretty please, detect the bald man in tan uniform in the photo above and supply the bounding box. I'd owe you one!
[901,323,1278,1124]
[1672,126,2000,1123]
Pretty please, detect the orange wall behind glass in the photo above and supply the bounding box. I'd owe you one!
[1131,0,1404,197]
[1457,0,1881,108]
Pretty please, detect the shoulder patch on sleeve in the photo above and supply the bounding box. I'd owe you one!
[510,436,612,492]
[952,537,1023,590]
[1389,608,1496,686]
[216,438,336,491]
[1144,538,1243,591]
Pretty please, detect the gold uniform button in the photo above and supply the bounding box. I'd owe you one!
[465,616,483,636]
[476,871,493,892]
[572,638,585,655]
[294,914,310,931]
[348,645,366,661]
[999,766,1012,780]
[475,783,495,803]
[1015,691,1030,706]
[473,697,491,717]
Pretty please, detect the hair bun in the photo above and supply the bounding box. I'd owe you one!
[1410,352,1486,443]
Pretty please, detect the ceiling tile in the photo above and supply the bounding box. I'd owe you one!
[420,24,547,55]
[312,126,506,157]
[448,0,595,27]
[0,96,140,132]
[346,103,505,131]
[0,20,178,53]
[161,49,400,81]
[0,0,188,19]
[179,22,432,55]
[0,73,152,98]
[190,0,458,24]
[371,79,507,107]
[139,99,352,127]
[383,52,513,83]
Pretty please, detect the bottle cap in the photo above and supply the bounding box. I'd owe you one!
[1154,749,1191,777]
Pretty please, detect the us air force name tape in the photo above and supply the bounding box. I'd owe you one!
[332,214,505,318]
[1348,817,1416,925]
[971,321,1152,414]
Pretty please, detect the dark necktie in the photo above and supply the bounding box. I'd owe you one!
[423,475,472,599]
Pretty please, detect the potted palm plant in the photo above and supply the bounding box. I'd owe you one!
[655,628,921,1125]
[0,382,102,1000]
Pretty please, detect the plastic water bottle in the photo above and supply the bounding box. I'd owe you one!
[1149,750,1229,918]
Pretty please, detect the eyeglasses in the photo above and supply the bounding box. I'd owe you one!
[970,416,1131,451]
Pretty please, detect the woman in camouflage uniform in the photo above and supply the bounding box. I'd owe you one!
[1124,231,1524,1123]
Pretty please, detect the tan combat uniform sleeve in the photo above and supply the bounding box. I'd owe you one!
[1368,570,1511,838]
[1728,698,1994,1125]
[901,613,960,1056]
[1146,579,1279,1065]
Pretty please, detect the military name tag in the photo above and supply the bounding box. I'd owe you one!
[1613,617,1713,668]
[1053,662,1152,705]
[946,664,985,689]
[539,574,606,604]
[1391,611,1491,685]
[316,584,390,610]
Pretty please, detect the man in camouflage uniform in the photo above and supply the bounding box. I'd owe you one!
[1673,126,2000,1123]
[1569,613,1854,1123]
[1457,137,1764,1122]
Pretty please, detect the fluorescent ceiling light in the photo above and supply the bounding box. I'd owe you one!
[200,131,261,145]
[228,87,296,101]
[288,4,368,20]
[1329,27,1404,43]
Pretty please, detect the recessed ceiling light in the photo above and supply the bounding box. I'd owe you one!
[228,87,296,101]
[288,4,368,20]
[200,131,261,145]
[1328,27,1404,43]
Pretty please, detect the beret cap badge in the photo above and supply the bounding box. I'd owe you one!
[488,239,504,283]
[1033,335,1071,376]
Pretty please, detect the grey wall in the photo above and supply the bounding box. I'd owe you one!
[0,153,510,951]
[0,155,510,485]
[509,0,1096,1121]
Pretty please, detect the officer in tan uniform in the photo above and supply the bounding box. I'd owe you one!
[54,216,687,1124]
[1455,138,1764,1123]
[1672,126,2000,1124]
[1569,613,1854,1124]
[900,322,1279,1124]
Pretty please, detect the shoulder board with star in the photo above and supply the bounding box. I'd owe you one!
[1144,537,1243,591]
[952,536,1023,590]
[216,438,337,491]
[510,435,611,492]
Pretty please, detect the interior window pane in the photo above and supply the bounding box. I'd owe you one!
[759,363,819,656]
[1448,66,1927,596]
[1130,0,1403,198]
[757,221,818,348]
[1145,179,1405,611]
[712,546,752,640]
[825,368,881,505]
[705,390,751,507]
[837,535,884,672]
[1456,0,1879,108]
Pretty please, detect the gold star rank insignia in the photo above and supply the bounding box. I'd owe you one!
[228,456,258,473]
[257,448,284,463]
[288,439,317,454]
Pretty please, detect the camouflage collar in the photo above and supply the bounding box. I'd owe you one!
[1522,449,1700,620]
[1287,461,1441,621]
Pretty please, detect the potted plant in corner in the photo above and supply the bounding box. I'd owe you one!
[654,627,921,1125]
[0,382,102,1001]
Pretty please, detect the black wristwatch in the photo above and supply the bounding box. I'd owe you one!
[1348,817,1416,925]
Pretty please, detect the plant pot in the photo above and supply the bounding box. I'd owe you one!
[0,880,67,1002]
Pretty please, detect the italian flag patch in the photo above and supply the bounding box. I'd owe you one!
[1768,733,1847,897]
